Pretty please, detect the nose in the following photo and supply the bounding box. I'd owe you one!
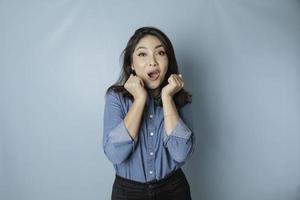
[149,55,158,67]
[149,62,157,67]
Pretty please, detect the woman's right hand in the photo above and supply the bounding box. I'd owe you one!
[124,74,147,101]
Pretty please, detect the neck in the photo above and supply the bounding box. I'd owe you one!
[148,88,161,98]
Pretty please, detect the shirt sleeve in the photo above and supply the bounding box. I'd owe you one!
[163,102,195,163]
[102,90,137,164]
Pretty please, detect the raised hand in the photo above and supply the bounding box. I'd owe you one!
[161,74,184,98]
[124,74,148,101]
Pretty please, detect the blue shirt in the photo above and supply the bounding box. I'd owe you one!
[102,89,194,183]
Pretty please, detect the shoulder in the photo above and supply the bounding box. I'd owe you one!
[106,87,132,101]
[105,88,132,111]
[105,89,123,103]
[179,101,192,114]
[178,102,193,129]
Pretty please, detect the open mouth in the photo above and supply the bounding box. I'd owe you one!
[147,69,160,81]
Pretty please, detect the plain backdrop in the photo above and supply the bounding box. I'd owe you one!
[1,0,300,200]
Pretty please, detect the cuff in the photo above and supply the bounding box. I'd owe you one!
[163,118,192,145]
[109,120,138,150]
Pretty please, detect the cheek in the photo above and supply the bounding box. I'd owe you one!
[132,60,146,73]
[157,69,168,83]
[160,71,168,81]
[159,61,168,77]
[132,55,143,65]
[158,57,168,68]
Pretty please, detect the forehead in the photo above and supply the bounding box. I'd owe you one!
[135,35,163,49]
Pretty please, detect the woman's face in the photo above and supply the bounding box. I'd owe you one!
[131,35,169,93]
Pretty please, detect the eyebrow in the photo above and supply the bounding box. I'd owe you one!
[136,44,164,50]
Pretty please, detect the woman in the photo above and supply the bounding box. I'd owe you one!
[103,26,194,200]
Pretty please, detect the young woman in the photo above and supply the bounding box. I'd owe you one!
[103,26,194,200]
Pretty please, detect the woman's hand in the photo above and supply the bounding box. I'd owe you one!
[161,74,184,98]
[124,74,147,101]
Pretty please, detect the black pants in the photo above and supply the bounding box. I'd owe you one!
[111,168,192,200]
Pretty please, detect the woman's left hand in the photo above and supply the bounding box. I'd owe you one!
[161,74,184,98]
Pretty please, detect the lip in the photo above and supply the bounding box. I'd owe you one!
[146,69,160,80]
[146,69,160,76]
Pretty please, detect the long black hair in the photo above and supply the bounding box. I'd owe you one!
[106,26,192,108]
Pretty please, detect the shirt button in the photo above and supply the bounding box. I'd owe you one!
[150,132,154,136]
[149,114,153,118]
[150,152,154,156]
[149,170,153,174]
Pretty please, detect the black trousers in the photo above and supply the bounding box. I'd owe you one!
[111,168,192,200]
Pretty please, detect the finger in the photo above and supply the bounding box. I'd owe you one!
[139,79,144,87]
[167,74,173,83]
[174,75,184,88]
[136,76,145,87]
[172,74,181,87]
[127,75,132,83]
[169,75,178,86]
[129,74,134,80]
[177,74,184,82]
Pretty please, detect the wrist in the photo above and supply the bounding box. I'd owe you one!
[164,113,178,118]
[162,94,173,101]
[134,96,147,103]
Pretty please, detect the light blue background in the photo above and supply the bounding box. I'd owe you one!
[1,0,300,200]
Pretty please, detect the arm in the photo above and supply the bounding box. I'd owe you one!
[162,95,194,163]
[102,90,146,164]
[162,95,180,135]
[124,97,146,140]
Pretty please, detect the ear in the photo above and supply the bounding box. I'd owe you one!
[130,66,136,75]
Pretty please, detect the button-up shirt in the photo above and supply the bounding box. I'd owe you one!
[102,89,194,183]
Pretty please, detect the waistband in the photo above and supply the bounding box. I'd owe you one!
[114,168,185,190]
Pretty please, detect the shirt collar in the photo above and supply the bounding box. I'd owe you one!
[146,90,162,107]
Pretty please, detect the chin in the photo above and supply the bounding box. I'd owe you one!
[146,81,161,89]
[146,86,158,90]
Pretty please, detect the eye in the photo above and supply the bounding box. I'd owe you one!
[158,50,166,56]
[137,52,146,57]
